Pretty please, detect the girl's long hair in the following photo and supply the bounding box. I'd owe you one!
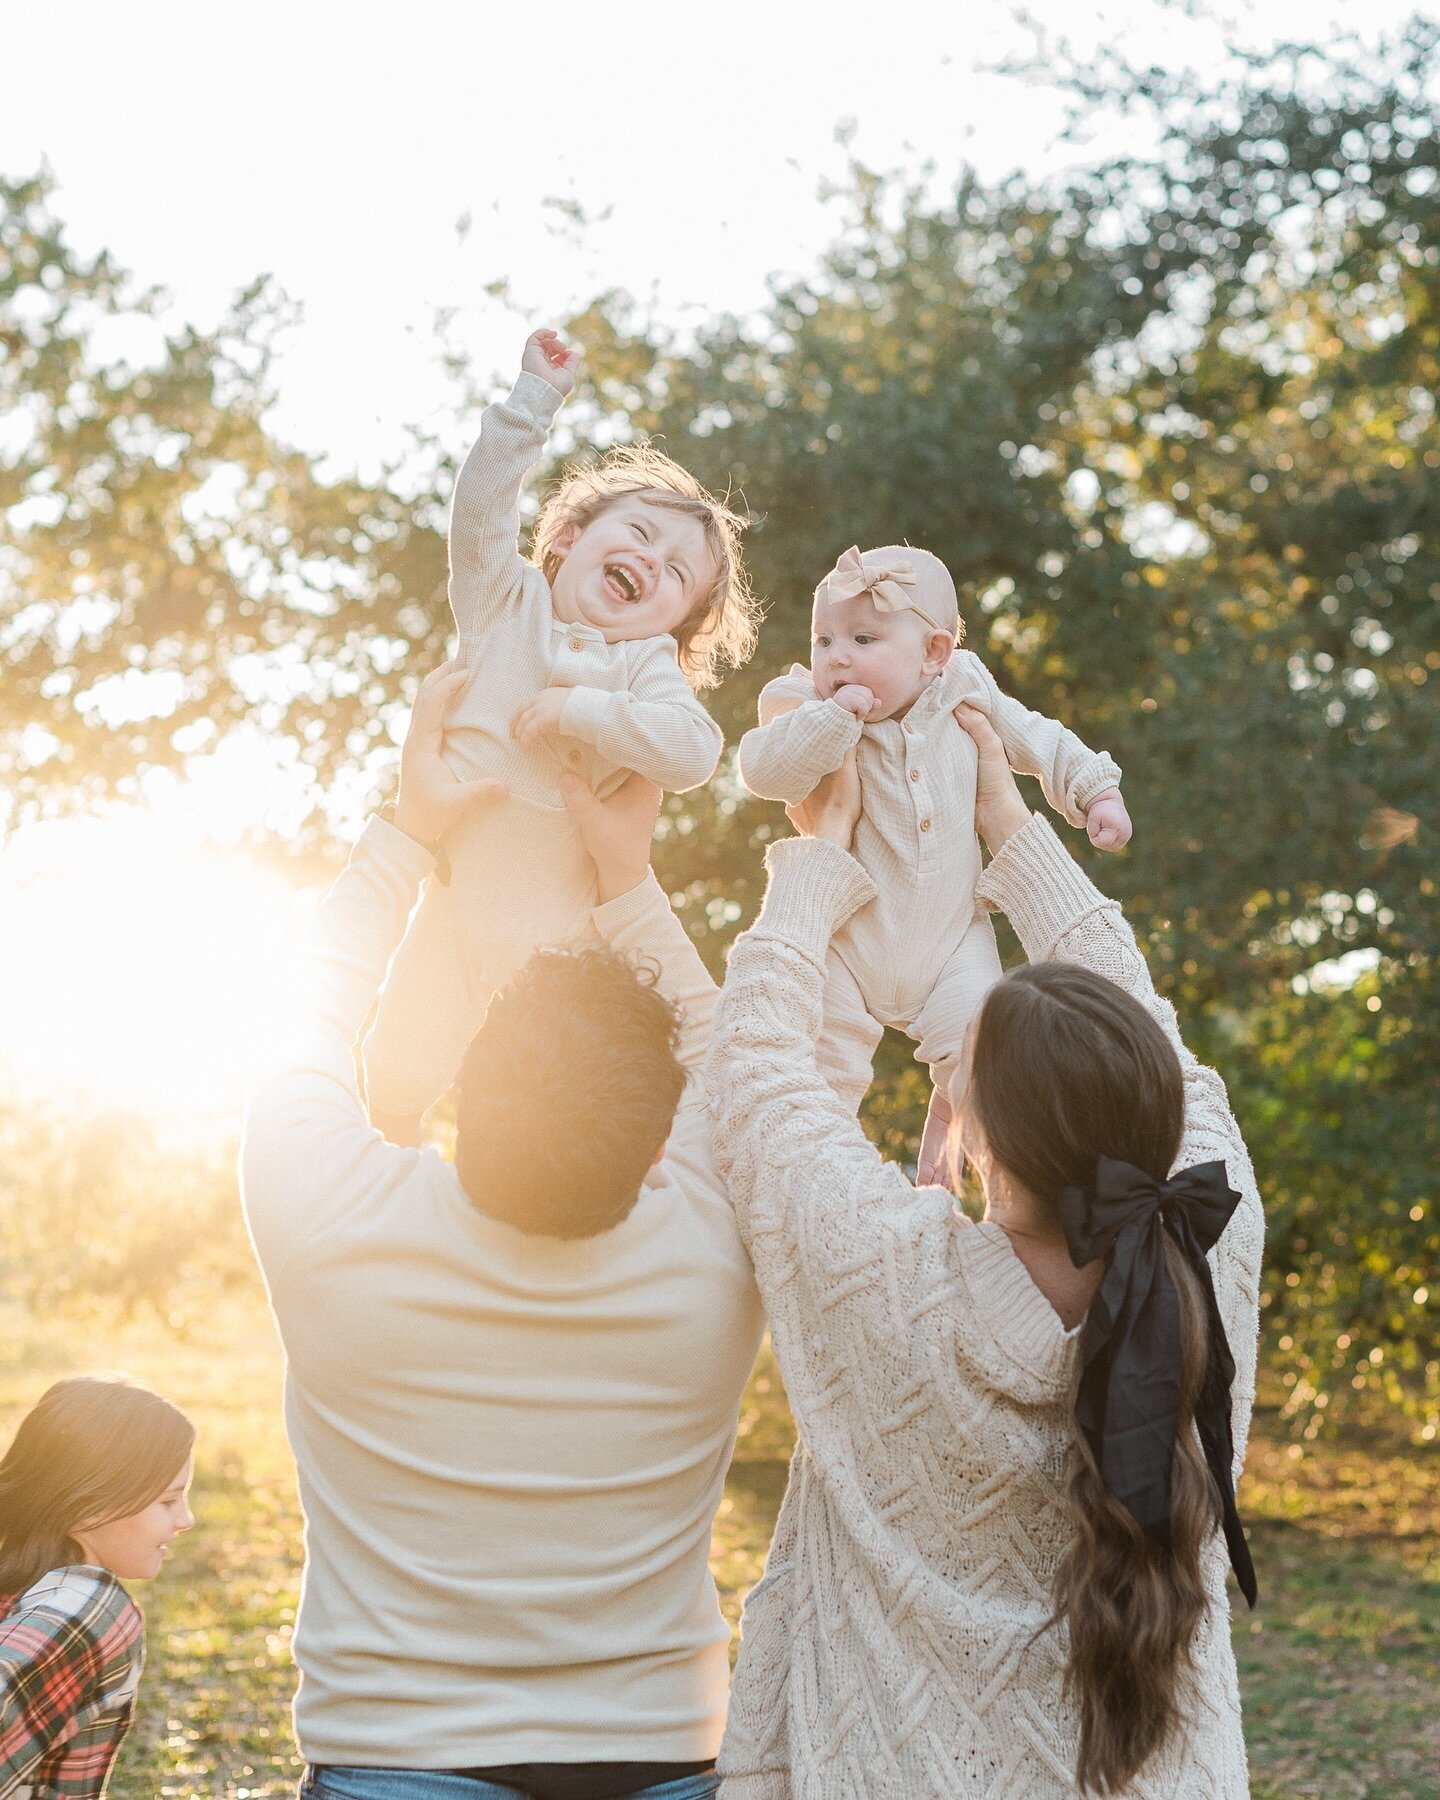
[964,962,1221,1795]
[0,1376,195,1598]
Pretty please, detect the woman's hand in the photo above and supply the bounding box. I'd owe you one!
[917,1084,955,1191]
[559,769,663,903]
[953,703,1031,857]
[785,750,862,849]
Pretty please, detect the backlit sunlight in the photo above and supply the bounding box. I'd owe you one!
[0,808,308,1123]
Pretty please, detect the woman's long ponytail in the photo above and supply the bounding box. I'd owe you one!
[964,961,1224,1794]
[1052,1236,1221,1793]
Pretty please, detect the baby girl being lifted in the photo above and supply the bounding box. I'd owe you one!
[739,544,1131,1186]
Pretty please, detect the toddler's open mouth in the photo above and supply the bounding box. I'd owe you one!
[603,564,641,603]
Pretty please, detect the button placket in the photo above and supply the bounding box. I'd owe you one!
[913,738,939,865]
[906,743,929,840]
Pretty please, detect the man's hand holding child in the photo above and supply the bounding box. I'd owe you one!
[560,770,664,904]
[523,327,583,397]
[394,661,508,850]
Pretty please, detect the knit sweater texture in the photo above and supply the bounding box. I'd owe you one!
[705,818,1263,1798]
[243,820,764,1767]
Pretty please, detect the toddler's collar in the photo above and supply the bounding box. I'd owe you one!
[550,618,681,652]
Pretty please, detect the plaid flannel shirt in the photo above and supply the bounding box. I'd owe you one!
[0,1567,143,1799]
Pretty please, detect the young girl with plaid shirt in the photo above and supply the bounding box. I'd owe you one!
[0,1378,194,1799]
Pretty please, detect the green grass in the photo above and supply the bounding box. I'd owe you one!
[1235,1409,1440,1800]
[2,1300,1436,1799]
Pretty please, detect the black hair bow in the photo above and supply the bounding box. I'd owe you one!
[1058,1156,1258,1607]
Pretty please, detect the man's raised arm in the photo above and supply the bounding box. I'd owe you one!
[560,772,717,1073]
[241,664,507,1263]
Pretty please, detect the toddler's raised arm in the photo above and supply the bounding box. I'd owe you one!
[738,667,862,805]
[960,651,1121,827]
[448,330,578,647]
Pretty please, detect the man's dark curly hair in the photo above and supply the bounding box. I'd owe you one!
[455,946,686,1239]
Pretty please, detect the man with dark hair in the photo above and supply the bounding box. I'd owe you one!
[454,943,686,1241]
[242,661,763,1800]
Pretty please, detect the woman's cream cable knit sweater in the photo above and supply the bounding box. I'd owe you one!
[705,817,1264,1799]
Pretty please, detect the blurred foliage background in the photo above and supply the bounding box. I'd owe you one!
[1,17,1437,1441]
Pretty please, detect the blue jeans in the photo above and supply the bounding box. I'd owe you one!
[301,1772,721,1800]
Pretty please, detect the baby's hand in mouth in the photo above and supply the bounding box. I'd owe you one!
[832,684,877,718]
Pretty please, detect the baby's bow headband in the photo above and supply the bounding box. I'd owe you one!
[1058,1155,1258,1607]
[824,546,945,630]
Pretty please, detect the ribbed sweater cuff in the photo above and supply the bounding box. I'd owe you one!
[591,869,667,940]
[504,371,566,425]
[755,837,877,966]
[1073,754,1124,812]
[973,814,1112,961]
[361,815,436,880]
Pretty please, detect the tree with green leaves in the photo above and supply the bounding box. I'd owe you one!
[2,17,1435,1427]
[0,174,447,826]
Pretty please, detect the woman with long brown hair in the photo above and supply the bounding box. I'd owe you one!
[703,705,1263,1797]
[0,1375,195,1798]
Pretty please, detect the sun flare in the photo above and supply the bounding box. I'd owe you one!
[0,810,308,1122]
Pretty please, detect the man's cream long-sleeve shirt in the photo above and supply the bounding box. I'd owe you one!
[243,820,764,1767]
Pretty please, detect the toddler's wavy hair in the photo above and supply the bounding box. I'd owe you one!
[531,443,759,690]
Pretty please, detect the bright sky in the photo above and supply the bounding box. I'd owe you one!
[0,0,1421,1117]
[5,0,1427,478]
